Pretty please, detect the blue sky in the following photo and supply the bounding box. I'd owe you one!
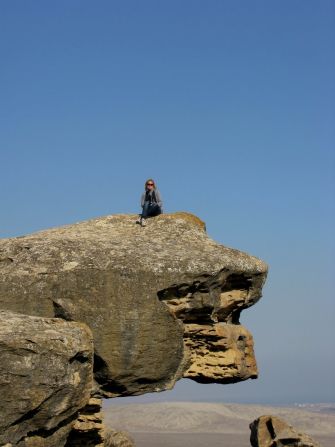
[1,1,334,403]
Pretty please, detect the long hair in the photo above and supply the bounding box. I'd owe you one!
[144,178,156,190]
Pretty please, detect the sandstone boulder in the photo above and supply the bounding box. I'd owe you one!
[250,415,320,447]
[104,429,134,447]
[0,311,93,447]
[0,213,267,397]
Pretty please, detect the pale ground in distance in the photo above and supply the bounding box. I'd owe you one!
[103,402,335,447]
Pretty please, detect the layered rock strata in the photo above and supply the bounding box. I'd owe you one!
[250,415,320,447]
[0,213,267,398]
[65,398,104,447]
[0,311,93,447]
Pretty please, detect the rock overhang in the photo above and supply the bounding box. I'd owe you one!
[0,212,268,398]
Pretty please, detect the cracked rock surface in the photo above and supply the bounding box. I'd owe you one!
[0,212,268,398]
[0,311,93,447]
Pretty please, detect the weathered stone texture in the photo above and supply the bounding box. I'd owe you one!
[0,212,267,399]
[159,268,261,383]
[250,415,321,447]
[65,398,104,447]
[0,311,93,447]
[183,323,257,383]
[104,429,134,447]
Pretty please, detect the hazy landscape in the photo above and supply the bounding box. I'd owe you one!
[104,401,335,447]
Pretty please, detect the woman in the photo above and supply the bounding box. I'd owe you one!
[136,179,163,226]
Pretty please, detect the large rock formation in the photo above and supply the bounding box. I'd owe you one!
[0,311,93,447]
[250,415,320,447]
[0,213,267,399]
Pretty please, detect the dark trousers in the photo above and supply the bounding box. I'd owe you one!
[141,202,162,219]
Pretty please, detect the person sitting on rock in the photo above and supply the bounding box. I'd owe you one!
[136,179,163,227]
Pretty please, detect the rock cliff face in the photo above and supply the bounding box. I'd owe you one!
[0,311,93,446]
[0,212,268,446]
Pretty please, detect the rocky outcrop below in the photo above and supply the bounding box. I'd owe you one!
[0,212,268,446]
[250,415,321,447]
[104,429,134,447]
[0,311,93,447]
[65,398,105,447]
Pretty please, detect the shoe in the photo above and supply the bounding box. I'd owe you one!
[136,217,142,224]
[141,219,147,227]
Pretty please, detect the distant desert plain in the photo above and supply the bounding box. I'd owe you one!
[103,401,335,447]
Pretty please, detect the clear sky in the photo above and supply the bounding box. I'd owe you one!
[1,1,334,404]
